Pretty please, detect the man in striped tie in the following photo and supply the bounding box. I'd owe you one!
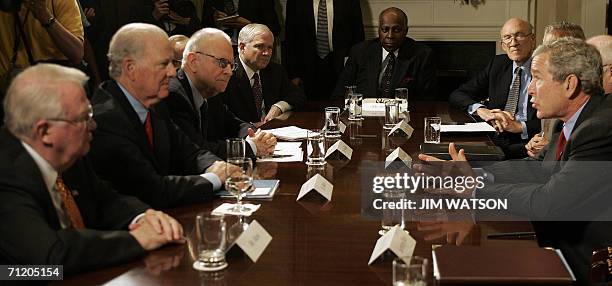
[0,64,184,274]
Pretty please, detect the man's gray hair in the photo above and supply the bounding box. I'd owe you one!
[107,23,168,78]
[543,21,585,44]
[237,24,273,46]
[182,28,231,67]
[534,37,603,96]
[3,64,89,138]
[587,35,612,66]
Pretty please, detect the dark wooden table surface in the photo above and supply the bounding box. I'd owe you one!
[54,102,534,286]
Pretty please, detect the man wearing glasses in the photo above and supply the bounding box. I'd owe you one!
[222,24,305,125]
[165,27,276,158]
[449,18,540,159]
[90,23,233,208]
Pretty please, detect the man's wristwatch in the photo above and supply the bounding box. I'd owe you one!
[42,16,56,28]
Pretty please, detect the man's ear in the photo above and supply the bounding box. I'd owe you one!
[564,74,580,99]
[123,58,137,81]
[33,120,53,146]
[185,52,198,73]
[238,43,246,53]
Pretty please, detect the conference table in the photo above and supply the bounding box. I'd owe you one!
[54,102,536,285]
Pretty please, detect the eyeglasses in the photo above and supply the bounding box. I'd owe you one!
[195,51,237,71]
[501,32,533,44]
[48,104,94,126]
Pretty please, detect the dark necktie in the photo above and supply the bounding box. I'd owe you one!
[144,111,154,150]
[555,131,566,160]
[55,176,85,229]
[380,52,396,98]
[504,67,522,116]
[252,73,263,119]
[316,0,330,59]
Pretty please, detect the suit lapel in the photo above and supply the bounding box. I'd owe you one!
[177,69,202,132]
[260,66,274,113]
[150,108,170,173]
[366,41,383,98]
[392,41,412,91]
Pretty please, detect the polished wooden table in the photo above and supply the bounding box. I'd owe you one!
[55,102,534,285]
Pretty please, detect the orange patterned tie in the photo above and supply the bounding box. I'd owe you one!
[55,176,85,229]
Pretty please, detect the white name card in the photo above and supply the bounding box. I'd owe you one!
[234,220,273,262]
[385,147,413,169]
[368,225,416,265]
[388,120,414,138]
[296,174,333,201]
[325,140,353,160]
[339,121,347,133]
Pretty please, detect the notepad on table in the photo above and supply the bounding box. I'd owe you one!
[217,180,280,199]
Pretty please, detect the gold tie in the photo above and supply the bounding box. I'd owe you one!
[55,176,85,229]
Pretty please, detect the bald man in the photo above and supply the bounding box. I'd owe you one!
[90,23,233,208]
[450,18,540,159]
[333,7,437,100]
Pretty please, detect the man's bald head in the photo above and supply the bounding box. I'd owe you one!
[379,7,408,29]
[500,18,535,64]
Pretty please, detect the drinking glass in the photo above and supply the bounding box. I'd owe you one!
[379,188,405,235]
[226,138,246,160]
[349,93,364,121]
[424,117,441,144]
[225,157,254,213]
[324,107,341,138]
[393,256,428,286]
[395,88,408,112]
[384,99,400,129]
[306,129,326,166]
[344,85,357,110]
[194,213,227,271]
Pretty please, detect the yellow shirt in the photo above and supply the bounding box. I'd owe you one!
[0,0,84,78]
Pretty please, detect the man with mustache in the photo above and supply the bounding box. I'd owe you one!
[165,28,276,158]
[90,23,233,208]
[222,24,305,125]
[333,7,437,100]
[450,18,540,159]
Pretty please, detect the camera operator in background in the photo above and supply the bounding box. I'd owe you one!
[0,0,84,125]
[151,0,201,36]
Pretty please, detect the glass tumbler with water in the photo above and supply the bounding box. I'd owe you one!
[384,99,400,129]
[393,256,428,286]
[226,138,246,159]
[194,213,227,271]
[324,107,341,138]
[349,93,363,121]
[424,117,441,144]
[395,88,408,112]
[344,85,356,110]
[379,188,405,235]
[306,129,326,166]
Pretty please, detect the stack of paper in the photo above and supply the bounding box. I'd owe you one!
[258,142,303,162]
[440,122,496,132]
[265,126,309,141]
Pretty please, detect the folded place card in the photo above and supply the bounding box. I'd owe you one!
[325,140,353,160]
[388,120,414,138]
[231,220,272,262]
[339,121,347,133]
[385,147,413,169]
[212,203,261,217]
[368,225,416,265]
[296,174,334,201]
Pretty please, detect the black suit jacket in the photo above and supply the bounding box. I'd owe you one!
[90,80,221,208]
[222,60,306,123]
[166,69,255,159]
[0,129,147,274]
[334,38,437,100]
[285,0,364,80]
[204,0,280,36]
[478,94,612,283]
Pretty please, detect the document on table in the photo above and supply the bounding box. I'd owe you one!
[265,126,309,141]
[362,98,408,117]
[440,122,496,132]
[257,142,303,162]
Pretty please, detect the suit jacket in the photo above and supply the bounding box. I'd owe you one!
[0,128,147,274]
[478,93,612,283]
[284,0,364,80]
[204,0,280,36]
[166,69,255,159]
[90,80,221,208]
[222,60,306,123]
[449,54,541,138]
[333,38,437,100]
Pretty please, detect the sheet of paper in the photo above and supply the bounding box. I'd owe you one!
[257,142,303,162]
[362,99,409,117]
[235,220,272,262]
[265,126,310,141]
[440,122,496,132]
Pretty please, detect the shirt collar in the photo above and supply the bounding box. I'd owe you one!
[185,72,206,110]
[239,55,258,81]
[21,141,57,193]
[117,82,148,124]
[513,57,533,74]
[381,48,399,63]
[563,99,589,139]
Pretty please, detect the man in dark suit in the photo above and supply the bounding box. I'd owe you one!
[0,64,183,274]
[223,24,306,124]
[90,23,233,208]
[334,7,437,100]
[165,28,276,158]
[285,0,364,100]
[421,38,612,284]
[449,18,539,159]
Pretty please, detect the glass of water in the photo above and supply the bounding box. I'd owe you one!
[194,212,227,271]
[379,188,405,235]
[424,117,441,144]
[384,99,400,129]
[306,129,326,166]
[225,157,254,213]
[349,93,363,121]
[344,85,357,110]
[324,107,341,138]
[226,138,246,160]
[395,88,408,112]
[393,256,428,286]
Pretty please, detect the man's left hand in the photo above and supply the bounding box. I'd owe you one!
[130,209,184,242]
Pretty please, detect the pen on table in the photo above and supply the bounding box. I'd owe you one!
[487,231,536,239]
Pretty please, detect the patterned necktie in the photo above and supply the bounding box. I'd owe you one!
[316,0,330,59]
[555,131,567,160]
[504,67,522,116]
[144,111,154,150]
[252,73,263,119]
[380,52,396,98]
[55,176,85,229]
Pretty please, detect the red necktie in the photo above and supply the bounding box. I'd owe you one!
[144,112,154,150]
[555,131,566,160]
[55,176,85,229]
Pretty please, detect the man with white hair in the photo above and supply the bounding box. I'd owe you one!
[165,28,276,158]
[223,23,305,124]
[90,23,232,208]
[587,35,612,95]
[0,64,184,274]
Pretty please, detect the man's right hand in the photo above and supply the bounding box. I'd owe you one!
[152,0,170,21]
[291,78,303,87]
[205,160,229,182]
